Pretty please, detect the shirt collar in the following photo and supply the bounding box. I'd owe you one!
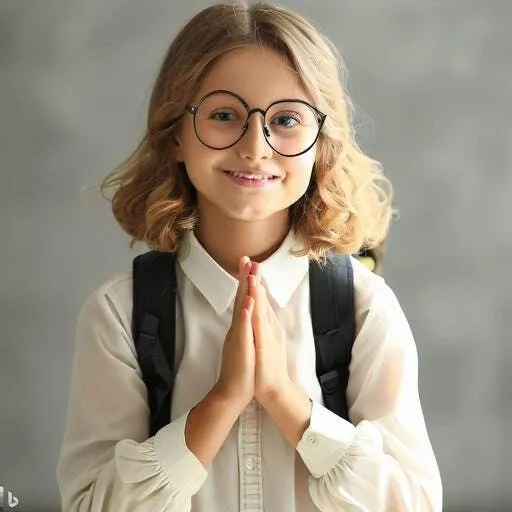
[177,228,309,315]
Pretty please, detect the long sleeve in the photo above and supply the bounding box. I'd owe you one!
[296,277,442,512]
[56,278,207,512]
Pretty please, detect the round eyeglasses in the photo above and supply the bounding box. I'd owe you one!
[186,90,326,157]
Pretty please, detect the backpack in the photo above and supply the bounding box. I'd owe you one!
[132,250,355,437]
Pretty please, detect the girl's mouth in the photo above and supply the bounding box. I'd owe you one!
[223,171,281,188]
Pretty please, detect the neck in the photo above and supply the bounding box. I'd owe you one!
[194,209,291,278]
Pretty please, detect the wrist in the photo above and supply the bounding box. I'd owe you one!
[260,379,311,413]
[259,380,313,448]
[211,383,251,413]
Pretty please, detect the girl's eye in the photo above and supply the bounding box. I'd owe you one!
[271,113,301,128]
[209,111,238,121]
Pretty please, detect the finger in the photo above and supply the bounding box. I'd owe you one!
[249,275,265,345]
[238,256,251,281]
[254,274,273,326]
[252,264,270,317]
[249,266,265,314]
[238,255,249,276]
[241,295,255,339]
[243,295,254,320]
[238,259,251,301]
[248,265,279,337]
[248,262,262,301]
[248,274,257,301]
[241,259,252,292]
[234,257,251,316]
[249,261,260,281]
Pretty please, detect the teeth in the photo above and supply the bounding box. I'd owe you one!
[231,172,274,180]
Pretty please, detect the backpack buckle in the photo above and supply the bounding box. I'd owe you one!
[319,369,339,394]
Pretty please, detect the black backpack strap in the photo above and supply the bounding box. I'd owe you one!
[132,250,177,437]
[309,252,355,421]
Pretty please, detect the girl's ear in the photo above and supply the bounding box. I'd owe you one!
[173,135,184,163]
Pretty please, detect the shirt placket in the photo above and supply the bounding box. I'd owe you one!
[238,398,264,511]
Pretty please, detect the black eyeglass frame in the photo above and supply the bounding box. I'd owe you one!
[185,89,327,157]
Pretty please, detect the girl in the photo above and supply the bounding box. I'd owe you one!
[57,2,442,511]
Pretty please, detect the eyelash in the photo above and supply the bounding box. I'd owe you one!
[209,111,302,125]
[271,112,302,126]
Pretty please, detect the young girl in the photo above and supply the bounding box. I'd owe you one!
[57,2,442,511]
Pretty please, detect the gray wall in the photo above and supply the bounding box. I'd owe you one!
[1,1,510,510]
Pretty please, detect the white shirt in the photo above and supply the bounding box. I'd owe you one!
[57,228,442,512]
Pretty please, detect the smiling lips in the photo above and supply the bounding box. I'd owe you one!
[224,170,281,188]
[227,171,278,181]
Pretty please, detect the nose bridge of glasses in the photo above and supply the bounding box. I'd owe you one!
[238,107,270,137]
[244,107,267,129]
[236,107,273,156]
[242,107,271,139]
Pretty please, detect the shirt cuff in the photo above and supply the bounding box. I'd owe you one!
[296,400,356,478]
[154,410,208,495]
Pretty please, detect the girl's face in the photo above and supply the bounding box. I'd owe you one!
[175,44,317,225]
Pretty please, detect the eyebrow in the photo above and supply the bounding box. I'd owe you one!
[193,89,314,108]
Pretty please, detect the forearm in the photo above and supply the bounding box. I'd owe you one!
[185,385,245,467]
[260,380,312,448]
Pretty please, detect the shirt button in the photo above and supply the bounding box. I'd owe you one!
[244,456,256,471]
[305,434,318,446]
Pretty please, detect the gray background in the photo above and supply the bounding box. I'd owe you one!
[1,0,510,511]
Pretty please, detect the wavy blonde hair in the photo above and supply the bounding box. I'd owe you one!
[100,1,394,264]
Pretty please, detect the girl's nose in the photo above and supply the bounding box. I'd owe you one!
[235,114,273,161]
